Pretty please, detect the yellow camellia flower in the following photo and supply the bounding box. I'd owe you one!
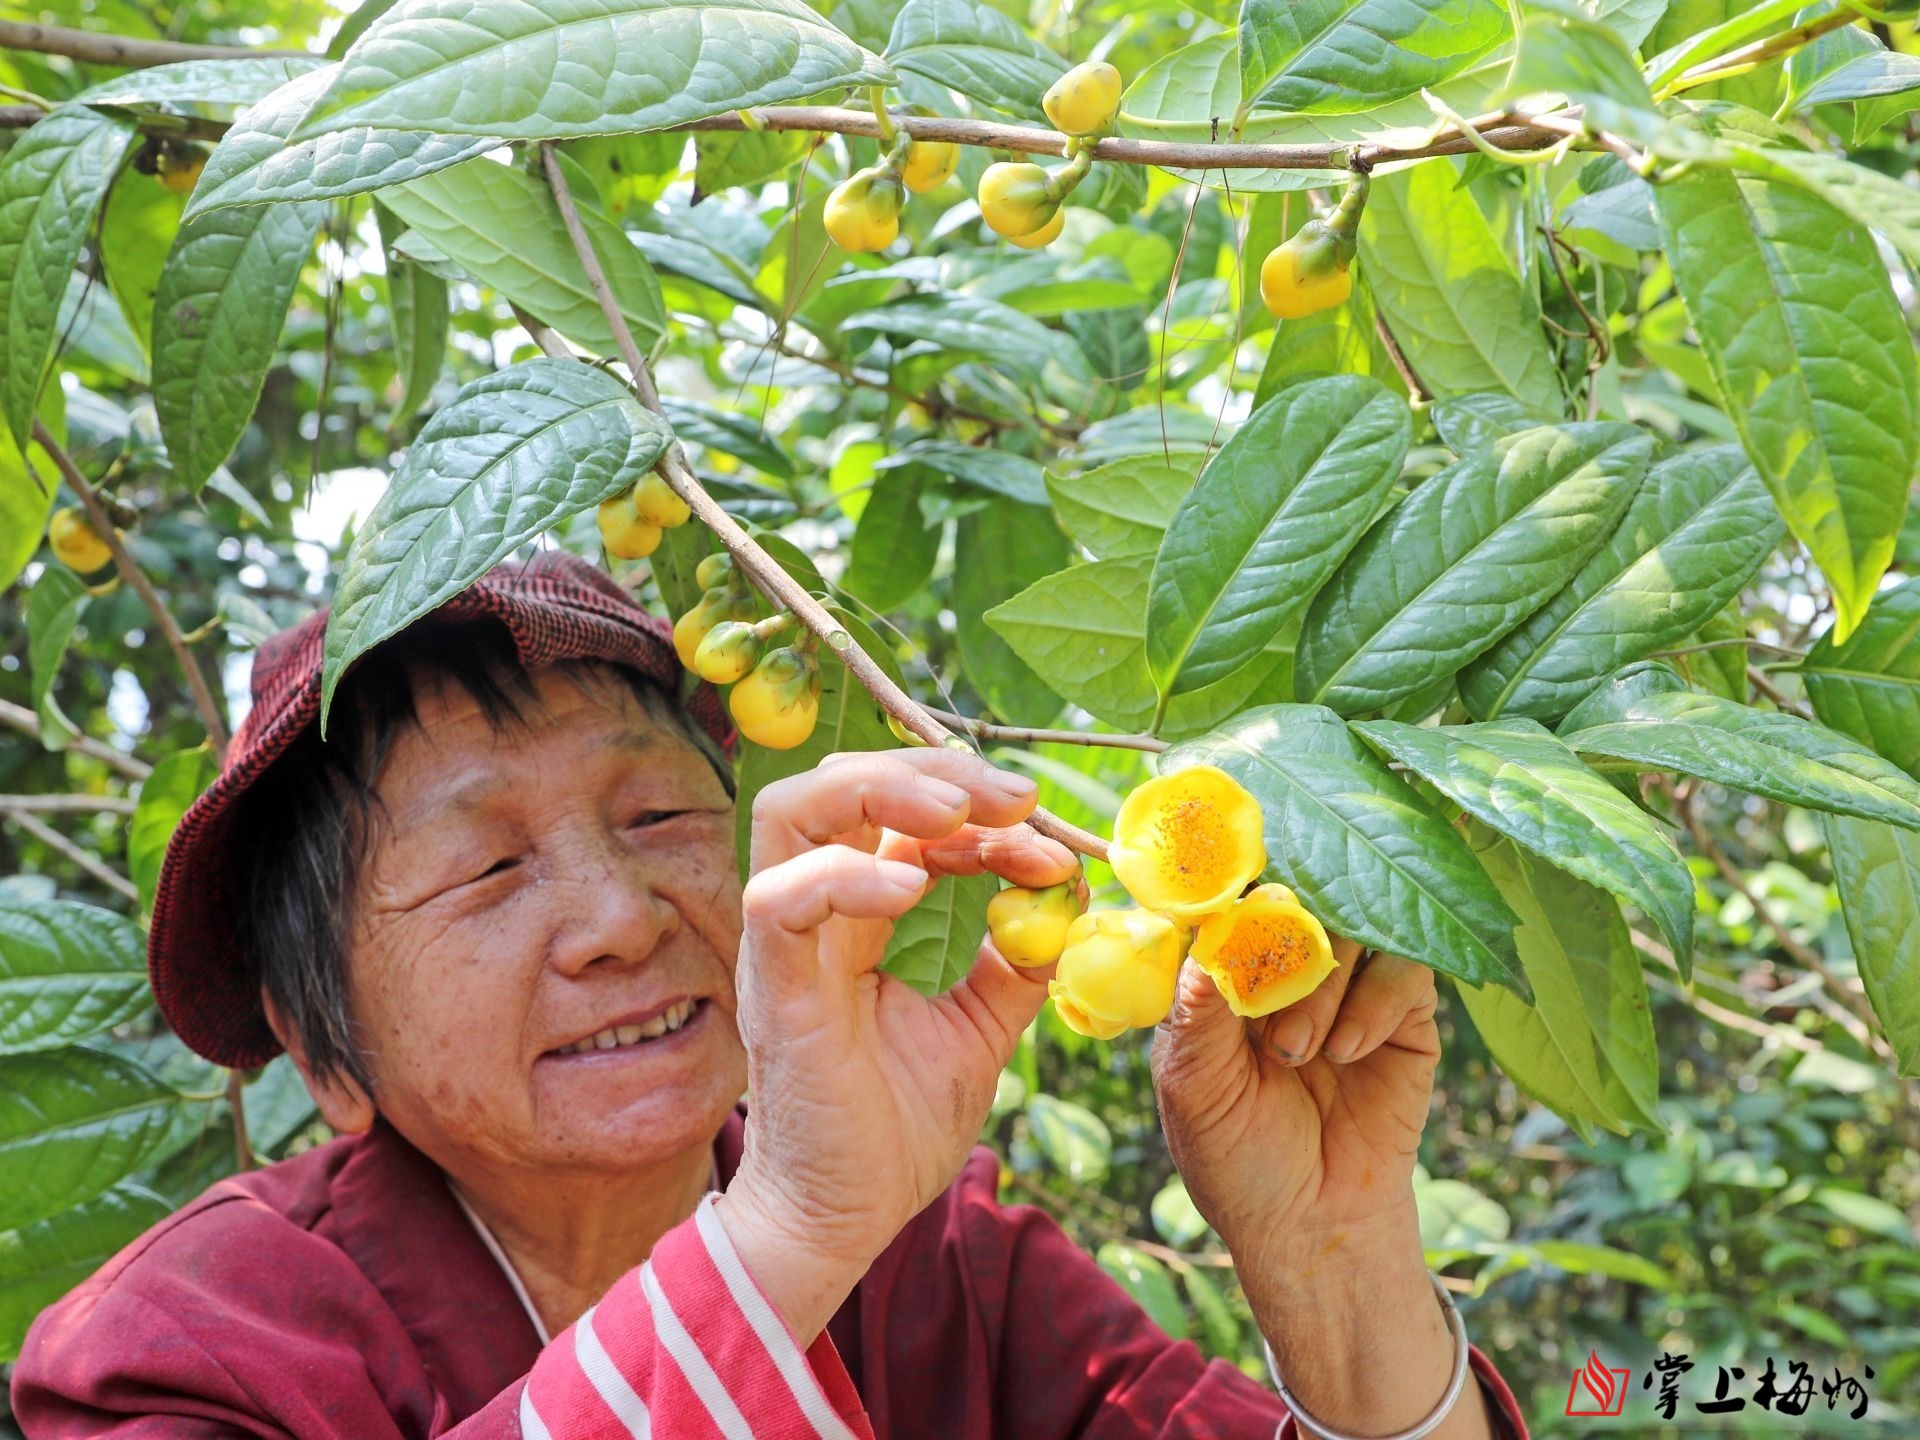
[1107,764,1267,918]
[987,880,1085,968]
[1047,908,1187,1038]
[1190,883,1337,1018]
[674,588,754,671]
[900,140,958,195]
[824,167,903,253]
[1259,222,1354,320]
[692,619,761,685]
[631,473,691,528]
[1042,61,1123,137]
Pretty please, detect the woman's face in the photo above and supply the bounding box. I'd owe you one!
[332,667,747,1182]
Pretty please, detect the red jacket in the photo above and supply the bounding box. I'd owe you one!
[13,1115,1529,1438]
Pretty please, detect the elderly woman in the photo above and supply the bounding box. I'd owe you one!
[14,555,1527,1440]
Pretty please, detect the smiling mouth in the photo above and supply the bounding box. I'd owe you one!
[550,998,704,1056]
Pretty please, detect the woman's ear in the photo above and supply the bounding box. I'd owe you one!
[262,989,376,1135]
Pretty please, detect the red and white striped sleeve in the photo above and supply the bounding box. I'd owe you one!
[514,1195,873,1440]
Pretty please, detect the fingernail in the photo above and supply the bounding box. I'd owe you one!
[879,860,927,893]
[989,771,1037,798]
[921,777,971,811]
[1323,1018,1363,1063]
[1271,1011,1312,1062]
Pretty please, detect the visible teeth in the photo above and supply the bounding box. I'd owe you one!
[593,1029,618,1050]
[562,1001,698,1056]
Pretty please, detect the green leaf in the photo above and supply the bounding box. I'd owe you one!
[74,56,329,107]
[884,0,1066,114]
[1237,0,1508,118]
[1096,1243,1188,1339]
[986,554,1296,737]
[1655,166,1917,643]
[1045,453,1197,560]
[1452,828,1660,1137]
[1414,1175,1510,1247]
[1147,376,1411,697]
[954,502,1069,725]
[0,898,149,1055]
[98,168,185,360]
[1297,422,1651,715]
[1561,686,1920,831]
[27,567,90,753]
[380,156,666,360]
[295,0,891,141]
[1802,576,1920,780]
[0,1047,177,1232]
[1181,1265,1241,1359]
[1461,447,1783,722]
[152,198,322,492]
[883,441,1047,506]
[128,748,218,914]
[1357,160,1563,412]
[320,360,673,722]
[1430,392,1559,455]
[1356,718,1694,969]
[693,130,809,193]
[1500,3,1657,139]
[0,105,138,449]
[184,67,495,217]
[0,1183,170,1363]
[1825,816,1920,1077]
[661,399,793,481]
[1025,1093,1111,1184]
[1149,1177,1211,1247]
[841,293,1083,388]
[881,874,997,996]
[375,202,447,425]
[846,466,938,611]
[1807,1183,1916,1242]
[1167,705,1524,991]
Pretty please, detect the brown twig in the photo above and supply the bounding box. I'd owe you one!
[226,1068,254,1171]
[926,708,1168,753]
[0,19,306,68]
[0,699,152,779]
[537,143,1109,861]
[1746,665,1814,720]
[0,792,136,814]
[1,805,138,901]
[1371,314,1429,404]
[34,421,230,761]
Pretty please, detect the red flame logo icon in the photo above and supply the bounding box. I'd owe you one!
[1565,1350,1630,1417]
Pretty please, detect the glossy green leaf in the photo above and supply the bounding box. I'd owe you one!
[1237,0,1508,118]
[321,360,673,722]
[1045,453,1197,560]
[1148,376,1411,697]
[841,293,1086,389]
[1656,167,1917,643]
[1430,393,1559,455]
[661,399,793,481]
[1561,686,1920,831]
[884,0,1065,114]
[0,1183,170,1362]
[881,874,997,996]
[294,0,891,141]
[693,130,809,193]
[0,1047,177,1232]
[954,501,1069,724]
[376,202,447,425]
[1358,161,1563,413]
[1296,423,1651,715]
[152,198,322,491]
[0,106,138,449]
[986,554,1295,738]
[98,176,186,370]
[27,567,89,753]
[1462,447,1783,722]
[1825,815,1920,1077]
[1096,1243,1188,1339]
[184,66,495,217]
[0,387,65,593]
[1451,828,1660,1138]
[882,441,1047,506]
[380,157,666,360]
[128,748,218,914]
[74,56,328,107]
[846,466,938,612]
[1167,705,1524,990]
[0,898,149,1055]
[1802,576,1920,780]
[1026,1094,1111,1183]
[1356,718,1694,969]
[1501,3,1657,139]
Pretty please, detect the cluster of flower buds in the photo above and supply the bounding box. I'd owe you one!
[598,474,692,561]
[672,551,823,750]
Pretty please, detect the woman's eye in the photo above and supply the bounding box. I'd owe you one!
[472,857,519,882]
[625,810,679,830]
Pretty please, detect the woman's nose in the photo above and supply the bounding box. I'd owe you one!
[541,829,683,975]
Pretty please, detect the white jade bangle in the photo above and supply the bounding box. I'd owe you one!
[1262,1272,1470,1440]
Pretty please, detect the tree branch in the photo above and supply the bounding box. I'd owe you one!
[538,142,1109,863]
[34,421,230,761]
[0,792,137,814]
[1,805,139,901]
[0,698,152,780]
[925,708,1168,753]
[0,19,304,68]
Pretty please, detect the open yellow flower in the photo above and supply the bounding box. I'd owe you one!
[1108,765,1267,918]
[1047,909,1187,1038]
[1190,884,1337,1018]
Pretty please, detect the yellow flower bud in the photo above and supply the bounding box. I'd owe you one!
[47,507,113,573]
[1006,207,1066,250]
[692,619,761,685]
[1259,220,1354,320]
[977,161,1059,241]
[901,140,959,195]
[729,646,822,749]
[631,473,690,528]
[1048,908,1187,1036]
[1043,60,1123,137]
[987,881,1086,968]
[886,712,931,747]
[598,489,664,560]
[1190,883,1338,1018]
[1108,765,1267,918]
[824,167,903,253]
[695,551,735,591]
[674,588,736,671]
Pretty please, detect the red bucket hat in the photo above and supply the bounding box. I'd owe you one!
[148,551,733,1069]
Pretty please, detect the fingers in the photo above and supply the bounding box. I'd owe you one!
[740,845,929,941]
[750,750,1039,870]
[1319,953,1437,1064]
[1150,960,1248,1094]
[1255,935,1363,1066]
[877,821,1079,889]
[942,934,1054,1065]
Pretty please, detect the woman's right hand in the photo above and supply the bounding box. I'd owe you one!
[714,748,1077,1343]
